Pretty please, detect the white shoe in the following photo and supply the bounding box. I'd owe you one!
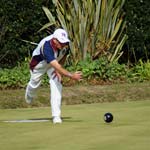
[25,93,33,104]
[53,117,62,124]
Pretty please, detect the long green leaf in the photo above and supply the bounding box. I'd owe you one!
[110,34,128,62]
[42,6,56,23]
[38,22,55,32]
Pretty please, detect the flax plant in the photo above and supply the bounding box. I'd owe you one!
[39,0,127,62]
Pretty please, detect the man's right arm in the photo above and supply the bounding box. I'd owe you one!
[50,60,82,81]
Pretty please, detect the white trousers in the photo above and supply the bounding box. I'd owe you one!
[25,61,62,117]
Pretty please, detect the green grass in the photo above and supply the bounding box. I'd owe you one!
[0,100,150,150]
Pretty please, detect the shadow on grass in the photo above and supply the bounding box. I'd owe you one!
[29,117,83,122]
[1,117,83,123]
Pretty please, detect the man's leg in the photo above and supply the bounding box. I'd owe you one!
[25,62,47,104]
[47,69,62,123]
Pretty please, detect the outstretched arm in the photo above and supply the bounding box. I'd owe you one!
[50,60,82,81]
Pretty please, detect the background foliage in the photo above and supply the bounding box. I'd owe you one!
[41,0,127,63]
[0,0,150,89]
[122,0,150,63]
[0,0,53,68]
[1,58,150,89]
[0,0,150,68]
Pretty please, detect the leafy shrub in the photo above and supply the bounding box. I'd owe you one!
[127,60,150,82]
[1,57,150,89]
[67,56,127,81]
[0,59,50,89]
[0,60,30,89]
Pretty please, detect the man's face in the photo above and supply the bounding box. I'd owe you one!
[55,39,68,50]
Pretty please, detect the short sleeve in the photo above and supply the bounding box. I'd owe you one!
[43,41,56,63]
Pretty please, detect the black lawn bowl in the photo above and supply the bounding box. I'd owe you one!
[104,112,113,123]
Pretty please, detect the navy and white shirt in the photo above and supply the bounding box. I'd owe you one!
[30,35,69,71]
[30,35,57,70]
